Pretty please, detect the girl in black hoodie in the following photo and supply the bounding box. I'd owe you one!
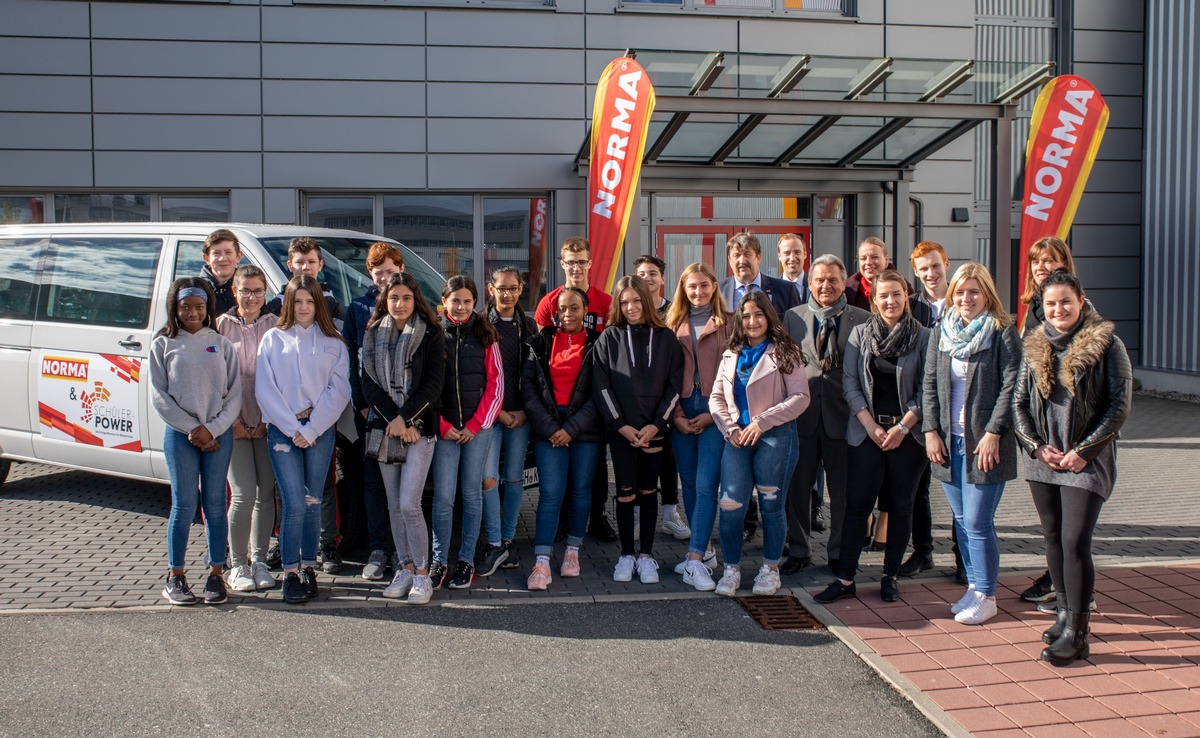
[593,275,684,585]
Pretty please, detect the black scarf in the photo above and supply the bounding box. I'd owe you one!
[808,294,847,373]
[865,313,920,360]
[1044,304,1093,352]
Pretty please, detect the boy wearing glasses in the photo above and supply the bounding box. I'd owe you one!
[533,237,613,332]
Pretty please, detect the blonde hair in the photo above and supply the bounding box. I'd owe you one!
[1021,236,1075,305]
[946,263,1013,329]
[665,262,730,330]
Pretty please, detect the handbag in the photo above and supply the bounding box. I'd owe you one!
[364,427,408,464]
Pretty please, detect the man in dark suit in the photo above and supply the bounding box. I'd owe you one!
[780,254,871,574]
[719,231,803,318]
[777,232,811,305]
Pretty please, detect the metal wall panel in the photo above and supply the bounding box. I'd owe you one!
[93,114,262,152]
[0,38,91,76]
[0,113,92,150]
[1142,0,1199,374]
[262,80,426,117]
[263,117,426,153]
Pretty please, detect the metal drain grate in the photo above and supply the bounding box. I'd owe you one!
[736,595,826,630]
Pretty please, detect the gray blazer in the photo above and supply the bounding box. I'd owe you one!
[843,322,930,448]
[783,302,871,438]
[922,323,1023,485]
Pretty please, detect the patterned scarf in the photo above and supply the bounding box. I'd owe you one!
[362,314,426,463]
[864,313,920,360]
[938,306,996,359]
[808,294,847,372]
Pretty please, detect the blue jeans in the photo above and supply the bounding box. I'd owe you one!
[942,434,1006,596]
[533,438,600,556]
[432,425,496,564]
[267,422,336,571]
[717,423,797,568]
[482,421,531,543]
[672,392,724,556]
[164,427,234,570]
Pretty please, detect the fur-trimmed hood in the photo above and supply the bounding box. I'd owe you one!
[1023,309,1115,398]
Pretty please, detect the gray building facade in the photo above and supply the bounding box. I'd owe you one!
[0,0,1191,388]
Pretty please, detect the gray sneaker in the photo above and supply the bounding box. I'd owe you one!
[362,549,388,581]
[383,569,414,599]
[408,574,433,605]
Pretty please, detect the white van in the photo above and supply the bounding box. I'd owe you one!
[0,223,445,496]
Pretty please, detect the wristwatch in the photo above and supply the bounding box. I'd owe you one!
[894,423,910,435]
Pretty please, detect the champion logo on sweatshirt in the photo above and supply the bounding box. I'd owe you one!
[205,345,220,353]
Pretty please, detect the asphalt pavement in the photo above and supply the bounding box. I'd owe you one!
[0,599,940,737]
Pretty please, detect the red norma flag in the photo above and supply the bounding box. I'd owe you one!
[588,57,656,294]
[1018,75,1109,328]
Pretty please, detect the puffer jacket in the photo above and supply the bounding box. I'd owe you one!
[1013,308,1133,461]
[522,327,603,444]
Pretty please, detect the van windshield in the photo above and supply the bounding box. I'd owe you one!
[258,237,444,309]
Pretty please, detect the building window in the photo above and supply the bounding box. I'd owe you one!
[55,194,151,223]
[383,195,474,281]
[484,196,550,313]
[620,0,853,15]
[0,196,46,225]
[161,196,231,223]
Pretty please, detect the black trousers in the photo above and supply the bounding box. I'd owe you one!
[909,464,934,556]
[836,436,929,581]
[785,424,848,561]
[1028,481,1105,612]
[658,433,679,507]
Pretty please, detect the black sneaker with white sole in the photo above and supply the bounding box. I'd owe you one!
[162,573,197,605]
[203,573,228,605]
[447,561,476,589]
[281,572,307,604]
[318,545,343,575]
[429,560,449,590]
[476,543,508,577]
[300,566,319,599]
[1021,570,1056,602]
[499,540,521,569]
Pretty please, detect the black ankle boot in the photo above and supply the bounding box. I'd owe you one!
[1042,594,1068,645]
[1041,610,1090,667]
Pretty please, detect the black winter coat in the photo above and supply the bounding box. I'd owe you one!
[360,316,445,438]
[522,327,604,444]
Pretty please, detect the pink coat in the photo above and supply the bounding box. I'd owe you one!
[710,342,811,439]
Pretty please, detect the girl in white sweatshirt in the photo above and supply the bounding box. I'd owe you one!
[256,275,351,604]
[150,277,241,606]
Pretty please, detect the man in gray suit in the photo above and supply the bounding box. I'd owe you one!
[780,254,871,574]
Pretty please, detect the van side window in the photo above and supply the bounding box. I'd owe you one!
[37,237,161,328]
[0,238,45,320]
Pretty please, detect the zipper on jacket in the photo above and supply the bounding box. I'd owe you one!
[455,327,463,428]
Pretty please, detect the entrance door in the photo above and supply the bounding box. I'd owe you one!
[655,225,813,292]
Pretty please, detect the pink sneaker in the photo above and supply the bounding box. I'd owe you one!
[561,549,581,577]
[527,561,552,591]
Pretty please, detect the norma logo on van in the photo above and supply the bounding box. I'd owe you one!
[42,356,89,382]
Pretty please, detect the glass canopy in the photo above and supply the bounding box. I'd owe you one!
[577,50,1052,171]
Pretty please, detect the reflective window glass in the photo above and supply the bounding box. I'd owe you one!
[37,238,161,327]
[483,196,550,313]
[0,238,45,319]
[307,197,374,233]
[383,195,473,281]
[162,196,230,223]
[54,194,150,223]
[1,196,45,225]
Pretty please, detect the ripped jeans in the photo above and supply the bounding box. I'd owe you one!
[267,422,336,571]
[717,422,797,568]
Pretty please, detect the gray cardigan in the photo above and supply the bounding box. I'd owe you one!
[843,321,930,448]
[921,323,1023,485]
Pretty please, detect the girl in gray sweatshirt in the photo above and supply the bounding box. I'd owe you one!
[150,278,241,607]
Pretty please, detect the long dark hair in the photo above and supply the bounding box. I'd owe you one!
[368,272,442,332]
[1038,267,1085,301]
[158,277,215,338]
[726,291,805,374]
[442,275,498,346]
[276,275,341,339]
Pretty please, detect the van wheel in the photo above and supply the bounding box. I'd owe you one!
[333,435,366,555]
[0,459,9,489]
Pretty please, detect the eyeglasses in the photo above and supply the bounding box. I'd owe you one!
[561,259,591,270]
[492,286,521,294]
[237,289,266,298]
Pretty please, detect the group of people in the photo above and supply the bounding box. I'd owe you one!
[152,228,1131,668]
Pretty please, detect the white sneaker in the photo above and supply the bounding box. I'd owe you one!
[660,509,691,540]
[636,556,660,584]
[752,565,781,596]
[675,547,719,574]
[408,574,433,605]
[362,549,388,581]
[226,565,256,592]
[613,555,637,582]
[950,585,978,615]
[715,566,742,597]
[383,569,414,599]
[251,561,275,590]
[955,594,998,625]
[682,559,716,591]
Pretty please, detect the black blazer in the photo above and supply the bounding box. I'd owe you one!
[719,273,803,319]
[360,318,445,438]
[783,302,872,438]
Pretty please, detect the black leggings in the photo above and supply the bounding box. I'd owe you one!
[837,436,928,581]
[1028,481,1105,612]
[609,435,663,556]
